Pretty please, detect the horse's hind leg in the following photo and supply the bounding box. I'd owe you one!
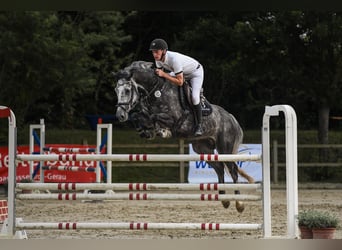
[228,162,256,213]
[192,141,230,209]
[216,136,253,213]
[207,161,231,209]
[226,161,245,213]
[211,162,231,209]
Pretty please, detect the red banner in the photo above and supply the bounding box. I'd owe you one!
[0,144,102,184]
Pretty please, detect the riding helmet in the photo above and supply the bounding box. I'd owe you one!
[149,38,168,50]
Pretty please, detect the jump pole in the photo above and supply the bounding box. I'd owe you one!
[16,182,261,191]
[16,221,262,231]
[16,192,262,201]
[16,154,261,162]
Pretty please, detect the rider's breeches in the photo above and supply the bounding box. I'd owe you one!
[187,65,204,105]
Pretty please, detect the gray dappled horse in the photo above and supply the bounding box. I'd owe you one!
[113,61,254,212]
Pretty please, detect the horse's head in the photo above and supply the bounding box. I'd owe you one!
[113,61,158,122]
[114,75,140,122]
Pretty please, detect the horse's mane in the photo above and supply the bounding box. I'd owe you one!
[126,61,154,70]
[114,61,177,93]
[128,61,170,91]
[113,61,154,82]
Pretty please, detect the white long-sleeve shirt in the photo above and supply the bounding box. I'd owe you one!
[155,51,200,79]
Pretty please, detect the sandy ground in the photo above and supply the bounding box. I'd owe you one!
[6,188,341,239]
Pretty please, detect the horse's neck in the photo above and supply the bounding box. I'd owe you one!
[140,73,165,93]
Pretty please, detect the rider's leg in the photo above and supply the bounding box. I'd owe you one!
[193,103,203,136]
[190,69,204,136]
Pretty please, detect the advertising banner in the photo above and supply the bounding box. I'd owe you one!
[0,144,99,184]
[187,144,262,183]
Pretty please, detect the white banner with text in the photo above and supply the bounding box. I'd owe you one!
[187,144,262,183]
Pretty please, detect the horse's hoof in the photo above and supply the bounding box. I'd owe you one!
[248,177,255,184]
[221,200,230,209]
[236,201,245,213]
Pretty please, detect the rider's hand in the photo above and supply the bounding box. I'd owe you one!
[155,69,164,77]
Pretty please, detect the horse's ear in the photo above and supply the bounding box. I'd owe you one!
[111,71,119,81]
[142,61,154,69]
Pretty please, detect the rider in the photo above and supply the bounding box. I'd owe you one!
[149,38,204,136]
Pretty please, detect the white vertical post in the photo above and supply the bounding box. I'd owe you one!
[179,139,185,183]
[106,124,112,184]
[0,106,16,237]
[29,119,45,182]
[96,125,102,183]
[29,125,34,179]
[262,105,298,238]
[96,124,113,183]
[272,140,278,184]
[39,119,45,183]
[8,110,16,238]
[282,105,298,238]
[262,106,276,238]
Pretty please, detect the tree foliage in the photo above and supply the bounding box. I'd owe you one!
[0,11,131,129]
[162,11,342,135]
[0,11,341,139]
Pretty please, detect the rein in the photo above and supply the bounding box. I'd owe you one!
[116,69,166,116]
[136,75,166,107]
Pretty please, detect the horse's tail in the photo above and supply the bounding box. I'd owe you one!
[231,116,244,155]
[230,116,255,183]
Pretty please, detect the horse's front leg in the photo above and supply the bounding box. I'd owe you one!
[131,112,156,139]
[152,116,173,138]
[156,127,172,138]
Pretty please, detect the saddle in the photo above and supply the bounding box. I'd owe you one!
[178,81,213,116]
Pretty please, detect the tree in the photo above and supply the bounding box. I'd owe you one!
[0,11,91,127]
[173,11,342,135]
[289,11,342,143]
[0,11,132,128]
[172,12,293,128]
[58,12,132,117]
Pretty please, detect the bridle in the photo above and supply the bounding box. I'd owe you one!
[115,78,141,113]
[116,74,166,113]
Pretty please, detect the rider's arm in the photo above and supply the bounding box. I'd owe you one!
[155,69,184,86]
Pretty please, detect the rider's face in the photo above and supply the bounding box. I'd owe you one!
[151,49,165,61]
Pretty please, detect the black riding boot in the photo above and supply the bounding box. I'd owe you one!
[194,104,203,136]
